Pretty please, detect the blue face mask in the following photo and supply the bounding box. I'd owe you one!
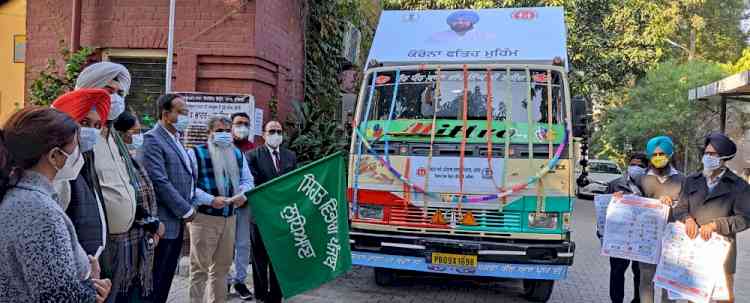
[702,154,722,174]
[212,132,233,147]
[128,134,144,151]
[79,127,101,152]
[174,114,190,133]
[627,165,646,179]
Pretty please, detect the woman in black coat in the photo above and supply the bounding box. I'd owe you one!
[673,132,750,303]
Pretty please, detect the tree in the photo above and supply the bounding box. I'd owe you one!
[592,60,726,168]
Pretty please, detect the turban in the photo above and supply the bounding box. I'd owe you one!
[704,132,737,160]
[446,10,479,25]
[51,89,111,123]
[646,136,674,158]
[75,62,132,96]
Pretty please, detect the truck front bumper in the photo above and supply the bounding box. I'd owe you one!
[350,228,575,280]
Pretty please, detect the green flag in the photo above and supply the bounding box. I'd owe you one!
[247,152,351,298]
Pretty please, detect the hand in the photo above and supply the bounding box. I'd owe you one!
[700,222,717,241]
[157,223,165,238]
[613,191,624,200]
[659,196,674,206]
[211,197,226,209]
[685,217,699,240]
[232,195,247,208]
[88,256,101,280]
[93,278,112,303]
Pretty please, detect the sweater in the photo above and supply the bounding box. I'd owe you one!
[0,171,95,303]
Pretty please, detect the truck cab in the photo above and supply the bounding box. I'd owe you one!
[348,8,581,302]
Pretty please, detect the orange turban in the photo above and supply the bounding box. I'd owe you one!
[51,89,111,122]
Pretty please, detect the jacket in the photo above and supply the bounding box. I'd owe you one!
[66,151,108,255]
[247,145,297,223]
[673,170,750,273]
[141,123,196,239]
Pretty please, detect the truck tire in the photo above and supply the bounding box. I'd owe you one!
[522,279,554,302]
[374,268,397,286]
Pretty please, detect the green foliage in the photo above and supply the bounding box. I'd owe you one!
[285,100,349,165]
[268,96,279,121]
[29,46,94,106]
[721,48,750,74]
[294,0,376,161]
[593,60,726,167]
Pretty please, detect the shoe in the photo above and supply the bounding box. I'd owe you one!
[233,283,254,300]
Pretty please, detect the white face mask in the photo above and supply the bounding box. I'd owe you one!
[266,134,283,148]
[79,127,101,152]
[108,94,125,121]
[702,154,723,176]
[50,145,84,182]
[232,126,250,140]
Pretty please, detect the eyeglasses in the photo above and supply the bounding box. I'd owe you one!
[215,128,231,133]
[266,129,282,135]
[704,151,720,157]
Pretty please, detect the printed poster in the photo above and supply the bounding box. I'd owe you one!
[176,92,255,147]
[655,222,731,303]
[594,194,612,236]
[601,195,669,264]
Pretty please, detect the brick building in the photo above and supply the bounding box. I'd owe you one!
[26,0,305,131]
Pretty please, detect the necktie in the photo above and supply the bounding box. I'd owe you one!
[273,150,281,173]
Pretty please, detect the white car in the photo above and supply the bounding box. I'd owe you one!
[577,159,622,198]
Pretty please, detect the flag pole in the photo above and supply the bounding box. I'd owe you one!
[165,0,176,93]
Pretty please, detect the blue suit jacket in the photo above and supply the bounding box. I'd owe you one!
[140,123,195,239]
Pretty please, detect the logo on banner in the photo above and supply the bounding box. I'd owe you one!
[417,167,428,177]
[512,9,537,20]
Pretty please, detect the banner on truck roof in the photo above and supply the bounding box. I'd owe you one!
[368,7,568,66]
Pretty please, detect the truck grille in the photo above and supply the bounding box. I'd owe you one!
[389,205,522,229]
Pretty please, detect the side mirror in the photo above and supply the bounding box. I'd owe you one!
[572,96,590,137]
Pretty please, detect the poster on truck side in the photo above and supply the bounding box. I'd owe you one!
[655,222,731,303]
[601,195,668,264]
[175,92,255,148]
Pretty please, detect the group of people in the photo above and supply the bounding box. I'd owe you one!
[600,134,750,303]
[0,61,297,303]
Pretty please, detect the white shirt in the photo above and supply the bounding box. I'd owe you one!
[267,144,280,172]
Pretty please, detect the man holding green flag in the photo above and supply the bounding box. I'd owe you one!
[247,146,352,301]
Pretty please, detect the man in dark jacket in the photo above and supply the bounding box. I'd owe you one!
[603,152,647,303]
[247,121,297,303]
[673,132,750,303]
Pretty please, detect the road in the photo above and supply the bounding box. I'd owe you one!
[169,199,750,302]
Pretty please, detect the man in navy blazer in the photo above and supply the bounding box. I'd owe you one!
[141,93,197,303]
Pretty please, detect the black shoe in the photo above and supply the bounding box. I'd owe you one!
[233,283,254,300]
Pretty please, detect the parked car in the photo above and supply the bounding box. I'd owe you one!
[577,159,622,199]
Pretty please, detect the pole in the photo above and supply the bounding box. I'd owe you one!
[71,0,82,52]
[165,0,176,93]
[720,96,727,133]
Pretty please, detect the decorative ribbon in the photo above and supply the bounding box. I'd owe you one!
[353,126,568,204]
[352,71,379,217]
[423,67,441,219]
[384,69,401,162]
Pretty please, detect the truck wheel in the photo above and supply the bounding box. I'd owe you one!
[374,268,397,286]
[522,279,554,302]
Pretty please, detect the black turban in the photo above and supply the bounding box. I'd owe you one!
[704,132,737,160]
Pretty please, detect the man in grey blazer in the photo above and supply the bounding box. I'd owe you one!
[141,93,197,303]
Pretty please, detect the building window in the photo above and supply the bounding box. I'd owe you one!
[13,35,25,63]
[107,55,166,129]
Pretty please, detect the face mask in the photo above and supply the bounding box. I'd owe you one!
[129,134,144,151]
[266,134,283,148]
[650,155,670,169]
[174,114,190,133]
[627,165,646,179]
[79,127,101,152]
[50,145,84,182]
[702,154,722,174]
[108,94,125,121]
[233,126,250,140]
[212,132,234,147]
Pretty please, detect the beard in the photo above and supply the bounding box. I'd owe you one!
[208,142,241,197]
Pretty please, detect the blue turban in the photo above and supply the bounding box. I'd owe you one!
[646,136,674,158]
[446,10,479,25]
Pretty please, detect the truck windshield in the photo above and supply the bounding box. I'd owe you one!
[360,69,565,124]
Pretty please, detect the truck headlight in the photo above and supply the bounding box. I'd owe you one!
[358,205,384,220]
[528,212,558,229]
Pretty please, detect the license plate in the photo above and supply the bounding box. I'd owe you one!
[431,252,478,267]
